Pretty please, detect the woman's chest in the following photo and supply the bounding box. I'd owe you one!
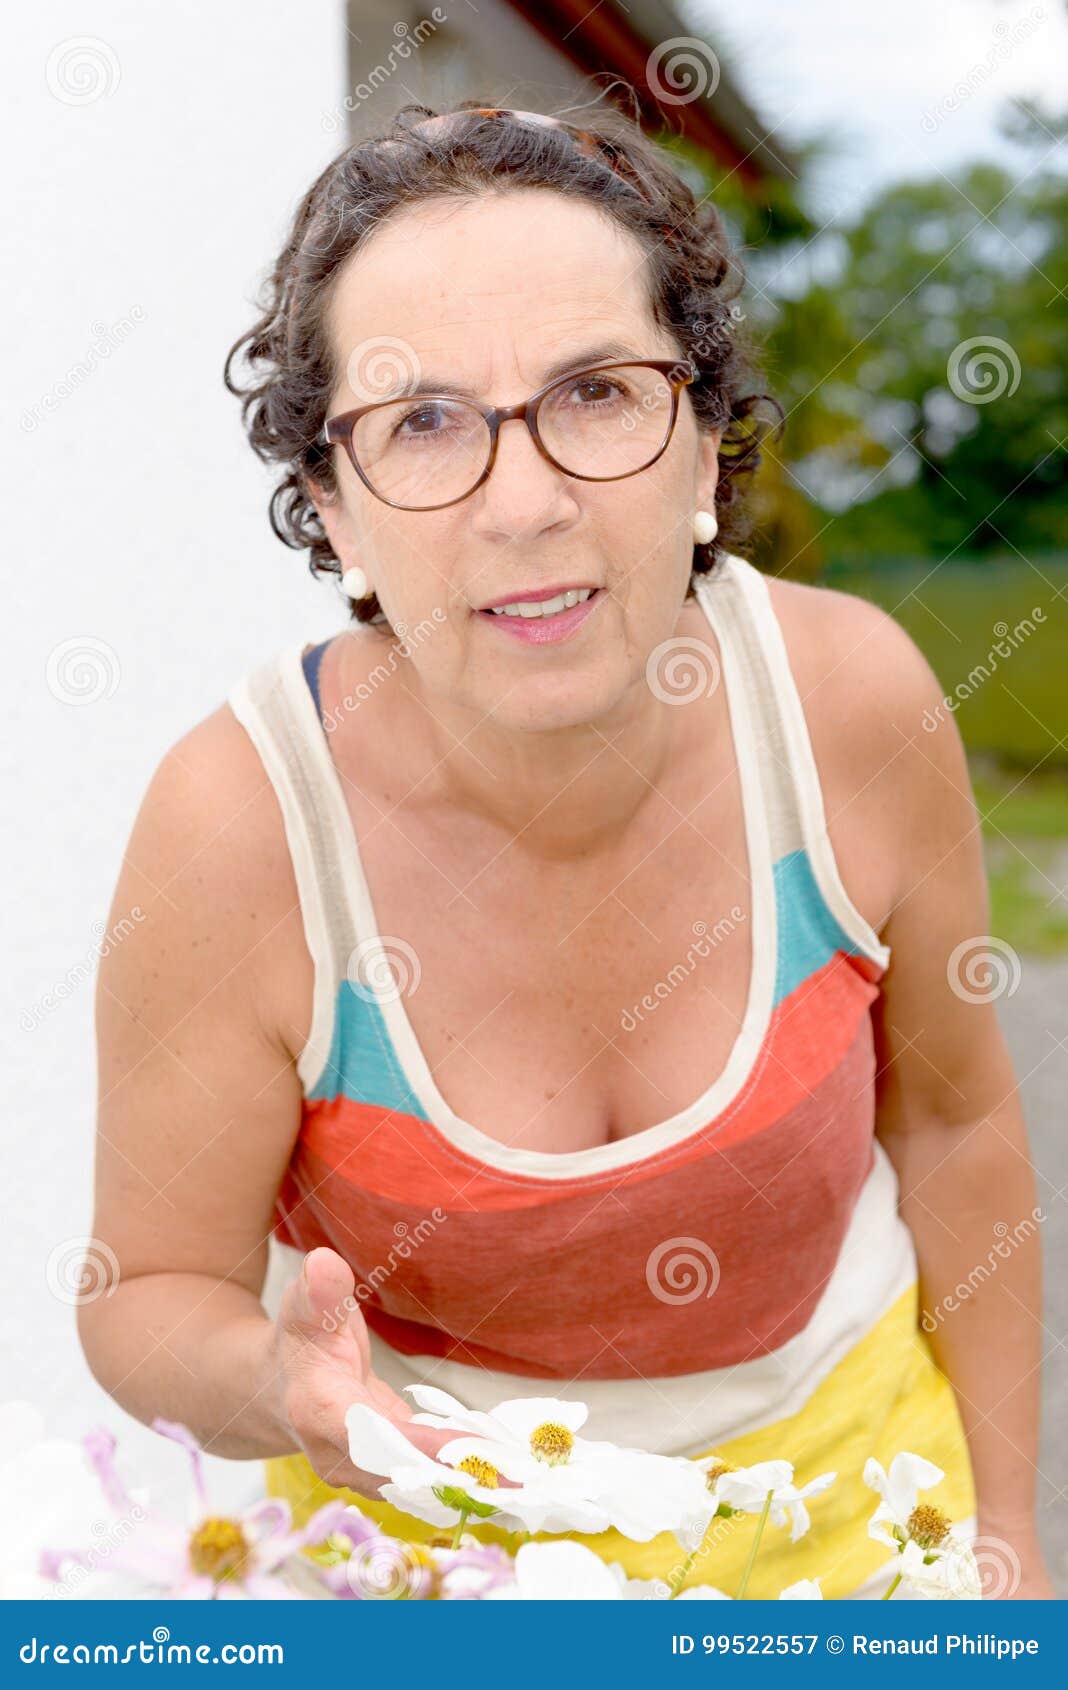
[345,795,758,1151]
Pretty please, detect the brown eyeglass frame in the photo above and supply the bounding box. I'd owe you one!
[320,358,698,513]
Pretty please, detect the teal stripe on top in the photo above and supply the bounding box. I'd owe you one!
[309,846,864,1109]
[307,980,431,1117]
[774,848,876,1005]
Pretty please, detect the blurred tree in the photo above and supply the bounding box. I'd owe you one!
[661,99,1067,576]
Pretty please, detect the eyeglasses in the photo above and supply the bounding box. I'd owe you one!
[321,358,697,511]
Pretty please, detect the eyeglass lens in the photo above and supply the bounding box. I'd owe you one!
[348,365,677,508]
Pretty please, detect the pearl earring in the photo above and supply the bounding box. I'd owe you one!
[340,565,369,600]
[693,509,718,547]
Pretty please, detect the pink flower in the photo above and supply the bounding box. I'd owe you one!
[41,1419,348,1600]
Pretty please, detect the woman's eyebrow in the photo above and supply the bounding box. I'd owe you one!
[392,340,644,401]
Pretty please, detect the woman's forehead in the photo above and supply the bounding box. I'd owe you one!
[326,197,658,380]
[332,190,648,309]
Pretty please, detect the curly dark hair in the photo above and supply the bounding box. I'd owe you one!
[224,97,783,628]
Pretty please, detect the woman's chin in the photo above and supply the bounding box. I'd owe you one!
[473,668,633,735]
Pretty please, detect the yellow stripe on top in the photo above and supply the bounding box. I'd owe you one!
[265,1279,975,1599]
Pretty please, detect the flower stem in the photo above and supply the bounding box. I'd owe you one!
[734,1489,774,1600]
[451,1503,472,1550]
[882,1570,903,1601]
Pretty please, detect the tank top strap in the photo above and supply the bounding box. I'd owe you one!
[227,643,361,1090]
[693,555,890,970]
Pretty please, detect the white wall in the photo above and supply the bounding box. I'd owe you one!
[2,0,350,1518]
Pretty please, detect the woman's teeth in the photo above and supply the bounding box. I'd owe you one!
[489,588,595,618]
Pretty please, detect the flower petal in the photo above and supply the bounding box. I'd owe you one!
[345,1404,438,1479]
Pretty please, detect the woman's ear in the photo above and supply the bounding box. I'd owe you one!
[306,472,361,570]
[695,426,723,513]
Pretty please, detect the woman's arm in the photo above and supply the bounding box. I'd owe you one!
[79,707,445,1487]
[856,611,1053,1597]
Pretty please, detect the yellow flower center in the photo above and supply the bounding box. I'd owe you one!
[529,1421,574,1465]
[704,1459,731,1492]
[906,1503,951,1550]
[188,1517,250,1582]
[456,1454,499,1488]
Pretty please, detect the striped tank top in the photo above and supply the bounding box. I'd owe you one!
[227,552,975,1598]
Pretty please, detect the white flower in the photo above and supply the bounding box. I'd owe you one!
[900,1537,982,1600]
[346,1403,616,1535]
[484,1540,624,1600]
[405,1386,710,1545]
[862,1452,949,1554]
[484,1541,731,1601]
[714,1460,837,1543]
[779,1577,824,1599]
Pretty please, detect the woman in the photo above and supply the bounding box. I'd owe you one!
[81,101,1052,1598]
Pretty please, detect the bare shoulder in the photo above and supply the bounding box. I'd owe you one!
[761,571,976,908]
[100,696,307,1059]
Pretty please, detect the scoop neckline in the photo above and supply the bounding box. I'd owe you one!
[287,555,778,1180]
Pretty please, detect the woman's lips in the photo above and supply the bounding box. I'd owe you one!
[475,588,602,645]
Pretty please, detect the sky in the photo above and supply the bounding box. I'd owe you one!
[680,0,1066,222]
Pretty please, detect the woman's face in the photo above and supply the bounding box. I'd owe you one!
[313,187,722,732]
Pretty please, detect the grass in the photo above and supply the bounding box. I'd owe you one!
[820,552,1068,764]
[970,762,1068,958]
[815,555,1068,956]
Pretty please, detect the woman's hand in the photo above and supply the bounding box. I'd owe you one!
[264,1246,451,1497]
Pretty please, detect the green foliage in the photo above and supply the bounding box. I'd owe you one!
[821,554,1068,763]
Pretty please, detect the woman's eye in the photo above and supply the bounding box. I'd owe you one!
[394,404,443,436]
[572,376,621,404]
